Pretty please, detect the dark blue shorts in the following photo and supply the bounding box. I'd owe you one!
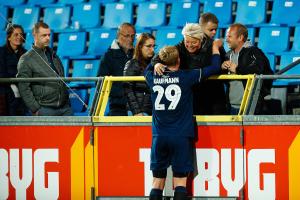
[150,136,194,173]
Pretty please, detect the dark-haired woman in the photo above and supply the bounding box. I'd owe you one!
[124,33,155,116]
[0,24,27,115]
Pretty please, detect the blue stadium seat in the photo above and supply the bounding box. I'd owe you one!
[0,0,25,6]
[60,58,70,77]
[89,0,117,3]
[291,26,300,52]
[69,88,89,113]
[258,26,290,54]
[235,0,267,26]
[12,6,40,32]
[0,31,6,46]
[43,6,71,32]
[223,27,256,52]
[119,0,146,3]
[26,0,56,5]
[0,6,8,30]
[58,0,85,4]
[135,2,166,29]
[87,29,117,57]
[24,32,54,50]
[203,0,232,27]
[168,2,200,28]
[102,3,133,29]
[155,28,183,52]
[69,59,100,87]
[57,32,86,58]
[72,2,101,30]
[265,53,276,72]
[273,53,300,86]
[270,0,300,25]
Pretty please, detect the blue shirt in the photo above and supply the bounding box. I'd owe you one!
[145,54,221,138]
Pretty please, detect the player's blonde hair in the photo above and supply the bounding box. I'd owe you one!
[158,46,179,66]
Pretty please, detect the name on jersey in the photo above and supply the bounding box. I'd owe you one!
[154,77,179,84]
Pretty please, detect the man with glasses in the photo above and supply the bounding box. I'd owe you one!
[98,22,136,116]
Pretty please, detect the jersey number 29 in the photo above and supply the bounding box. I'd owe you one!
[153,84,181,110]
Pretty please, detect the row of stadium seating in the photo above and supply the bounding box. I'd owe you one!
[1,0,300,33]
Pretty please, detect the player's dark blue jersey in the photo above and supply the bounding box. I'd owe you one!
[146,69,201,137]
[145,54,221,138]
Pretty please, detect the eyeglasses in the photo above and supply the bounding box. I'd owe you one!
[120,32,135,39]
[144,44,156,48]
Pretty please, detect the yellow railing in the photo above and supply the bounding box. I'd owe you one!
[93,74,255,123]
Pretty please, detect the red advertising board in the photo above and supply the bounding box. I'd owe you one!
[0,126,93,200]
[96,125,300,199]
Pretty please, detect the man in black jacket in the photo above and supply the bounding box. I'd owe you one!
[98,22,135,116]
[222,23,273,114]
[17,22,72,116]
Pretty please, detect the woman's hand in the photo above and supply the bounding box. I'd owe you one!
[154,63,165,76]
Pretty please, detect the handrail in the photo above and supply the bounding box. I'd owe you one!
[93,75,255,123]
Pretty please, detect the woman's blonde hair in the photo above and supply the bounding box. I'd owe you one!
[181,23,204,41]
[158,46,179,66]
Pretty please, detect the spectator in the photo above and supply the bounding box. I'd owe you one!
[199,12,219,39]
[223,23,273,114]
[145,45,221,200]
[0,24,27,116]
[17,22,73,116]
[123,33,155,116]
[98,22,136,116]
[153,23,227,115]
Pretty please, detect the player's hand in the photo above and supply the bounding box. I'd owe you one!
[134,113,143,116]
[154,63,165,76]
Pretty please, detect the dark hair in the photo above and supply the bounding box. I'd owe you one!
[133,33,155,68]
[5,24,25,55]
[33,21,50,34]
[199,12,219,25]
[6,24,25,44]
[117,22,135,39]
[230,23,248,42]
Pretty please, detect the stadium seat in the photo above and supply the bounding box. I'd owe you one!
[168,2,200,28]
[69,88,89,113]
[0,0,25,6]
[119,0,146,3]
[57,32,86,58]
[43,6,71,32]
[291,26,300,52]
[273,53,300,86]
[102,3,133,29]
[135,2,166,29]
[235,0,267,26]
[258,26,290,54]
[0,31,6,46]
[0,6,8,30]
[58,0,85,4]
[69,59,100,87]
[72,2,101,30]
[155,28,183,52]
[265,53,276,72]
[60,58,70,77]
[203,0,232,27]
[270,0,300,25]
[24,32,54,50]
[87,29,117,57]
[26,0,56,5]
[12,6,40,32]
[89,0,117,3]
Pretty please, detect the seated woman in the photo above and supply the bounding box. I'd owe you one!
[123,33,155,116]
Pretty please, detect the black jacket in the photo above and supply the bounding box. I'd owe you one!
[98,40,133,111]
[17,46,69,113]
[152,38,227,115]
[0,45,26,94]
[123,59,152,115]
[225,45,274,96]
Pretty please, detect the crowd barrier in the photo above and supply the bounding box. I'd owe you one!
[1,75,300,200]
